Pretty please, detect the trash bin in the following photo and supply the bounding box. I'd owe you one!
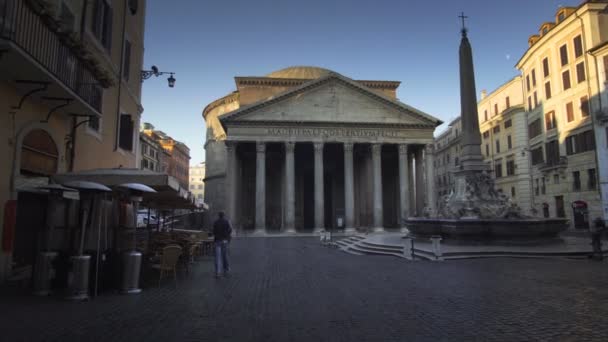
[120,250,142,294]
[65,255,91,300]
[33,251,58,296]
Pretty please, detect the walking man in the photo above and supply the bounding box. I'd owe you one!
[213,211,232,278]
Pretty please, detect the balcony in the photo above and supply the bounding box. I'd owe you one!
[0,0,111,117]
[538,156,568,173]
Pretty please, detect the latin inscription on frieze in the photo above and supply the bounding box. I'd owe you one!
[265,127,401,138]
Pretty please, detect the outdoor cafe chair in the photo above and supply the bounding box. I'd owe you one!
[151,244,182,288]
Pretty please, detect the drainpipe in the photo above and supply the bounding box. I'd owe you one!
[113,0,128,151]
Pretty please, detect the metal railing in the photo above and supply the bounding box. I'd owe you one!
[1,0,102,111]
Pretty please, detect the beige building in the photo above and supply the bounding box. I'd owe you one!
[157,132,190,190]
[139,123,163,173]
[516,1,608,228]
[203,66,442,234]
[478,77,533,213]
[189,162,206,206]
[433,117,462,203]
[0,0,146,281]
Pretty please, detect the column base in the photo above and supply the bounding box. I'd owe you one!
[252,228,266,236]
[344,227,356,235]
[372,227,385,233]
[312,228,324,235]
[283,228,296,234]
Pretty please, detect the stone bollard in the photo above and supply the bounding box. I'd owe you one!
[403,237,413,260]
[430,235,443,261]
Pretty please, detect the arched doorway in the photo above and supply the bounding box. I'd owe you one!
[19,129,59,176]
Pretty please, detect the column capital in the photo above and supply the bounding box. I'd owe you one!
[225,141,236,151]
[285,141,295,153]
[371,143,382,154]
[343,142,354,153]
[313,142,324,152]
[398,143,408,155]
[256,141,266,153]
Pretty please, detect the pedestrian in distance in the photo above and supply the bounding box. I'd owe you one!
[213,211,232,278]
[590,217,605,261]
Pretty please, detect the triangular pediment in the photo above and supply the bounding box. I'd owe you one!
[220,74,442,127]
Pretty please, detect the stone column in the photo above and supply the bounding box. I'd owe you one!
[398,144,410,231]
[343,143,355,234]
[425,144,436,216]
[225,141,237,226]
[371,143,383,232]
[415,146,425,216]
[313,142,324,233]
[284,142,296,233]
[254,142,266,234]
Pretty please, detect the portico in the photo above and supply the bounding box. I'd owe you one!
[204,67,441,234]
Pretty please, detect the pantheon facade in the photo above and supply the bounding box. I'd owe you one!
[203,67,441,234]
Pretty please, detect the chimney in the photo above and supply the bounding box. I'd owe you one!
[480,90,487,100]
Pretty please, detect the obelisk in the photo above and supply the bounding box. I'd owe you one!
[457,13,488,172]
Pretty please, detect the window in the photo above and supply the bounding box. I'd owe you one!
[91,0,113,51]
[526,75,531,92]
[545,111,556,130]
[531,69,536,87]
[119,114,134,151]
[483,131,490,139]
[554,174,560,184]
[545,140,560,166]
[576,62,586,83]
[527,96,532,111]
[484,110,488,122]
[507,135,512,149]
[588,168,597,190]
[531,146,544,165]
[505,97,510,109]
[123,39,132,81]
[535,179,540,195]
[545,81,552,99]
[573,171,581,191]
[495,160,503,178]
[541,177,546,195]
[565,130,596,155]
[88,115,101,132]
[562,70,571,90]
[495,140,500,153]
[511,187,516,197]
[533,91,538,107]
[573,35,583,58]
[566,102,574,122]
[560,44,568,66]
[580,96,589,117]
[529,119,542,139]
[485,144,490,156]
[494,103,498,116]
[506,159,515,176]
[504,119,512,129]
[198,184,203,190]
[542,57,550,77]
[493,126,500,134]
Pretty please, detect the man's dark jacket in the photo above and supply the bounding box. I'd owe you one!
[213,218,232,242]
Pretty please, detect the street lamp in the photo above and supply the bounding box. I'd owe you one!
[141,65,176,87]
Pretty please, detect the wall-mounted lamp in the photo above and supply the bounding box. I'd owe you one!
[141,65,176,88]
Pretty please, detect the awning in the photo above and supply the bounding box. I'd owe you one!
[52,168,199,210]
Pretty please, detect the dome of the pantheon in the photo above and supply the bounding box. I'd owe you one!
[266,66,333,79]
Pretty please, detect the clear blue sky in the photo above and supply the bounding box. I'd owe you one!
[141,0,572,165]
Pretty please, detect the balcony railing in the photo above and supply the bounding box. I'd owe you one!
[1,0,102,111]
[539,156,568,173]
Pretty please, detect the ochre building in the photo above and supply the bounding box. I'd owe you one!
[203,66,441,234]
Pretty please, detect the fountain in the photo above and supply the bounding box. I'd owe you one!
[405,15,568,242]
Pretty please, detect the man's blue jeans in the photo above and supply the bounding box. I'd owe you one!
[214,240,230,275]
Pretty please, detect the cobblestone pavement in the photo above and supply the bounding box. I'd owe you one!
[1,237,608,341]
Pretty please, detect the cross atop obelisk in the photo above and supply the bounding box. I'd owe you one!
[458,12,468,36]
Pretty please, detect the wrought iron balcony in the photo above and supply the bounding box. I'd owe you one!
[538,156,568,173]
[0,0,105,116]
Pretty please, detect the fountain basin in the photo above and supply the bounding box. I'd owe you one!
[405,218,569,240]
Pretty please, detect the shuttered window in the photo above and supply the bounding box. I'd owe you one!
[119,114,134,151]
